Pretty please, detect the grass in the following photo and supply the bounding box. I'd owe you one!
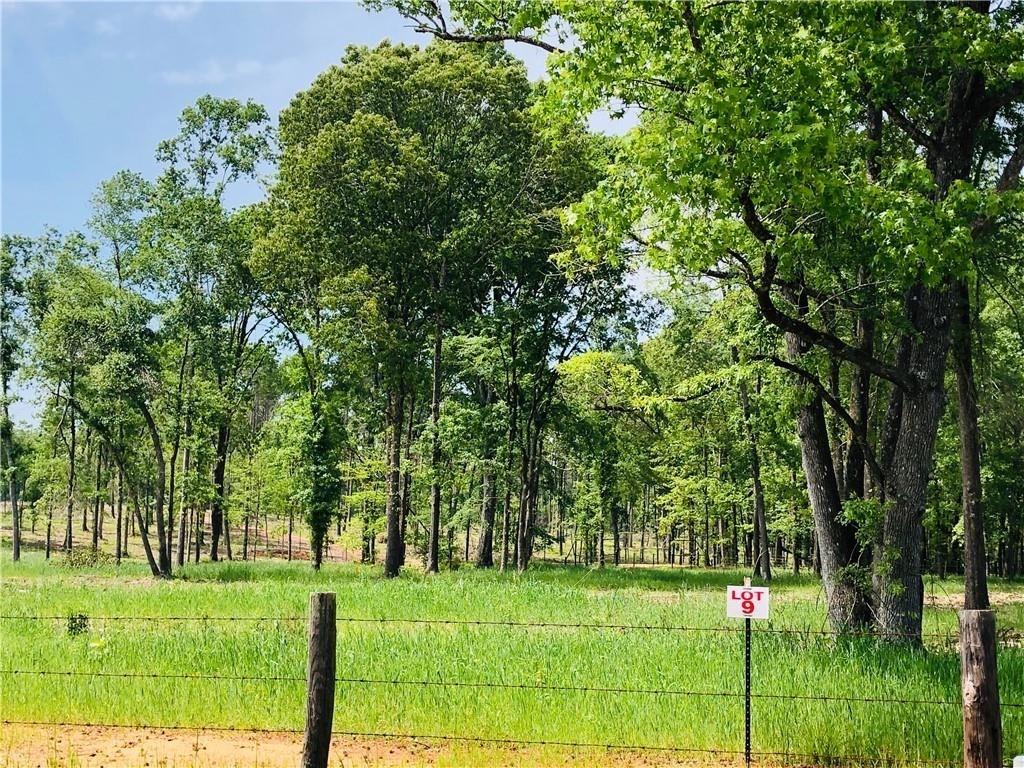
[1,551,1022,765]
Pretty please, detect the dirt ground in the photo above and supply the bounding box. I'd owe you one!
[0,725,741,768]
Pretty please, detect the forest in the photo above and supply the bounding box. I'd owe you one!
[3,0,1024,654]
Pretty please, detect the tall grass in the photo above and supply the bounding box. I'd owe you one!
[1,552,1021,764]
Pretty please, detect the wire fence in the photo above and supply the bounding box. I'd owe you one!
[7,666,1020,709]
[7,611,1019,642]
[2,611,1021,766]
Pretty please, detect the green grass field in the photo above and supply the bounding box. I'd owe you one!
[1,552,1022,766]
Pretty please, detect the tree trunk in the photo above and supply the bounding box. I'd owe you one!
[953,280,989,610]
[515,425,542,572]
[845,275,874,501]
[427,323,443,573]
[306,394,335,570]
[383,389,405,578]
[176,440,190,567]
[875,283,956,641]
[92,443,102,550]
[64,377,76,552]
[611,503,621,566]
[115,464,123,564]
[735,356,771,581]
[1,393,21,562]
[786,323,871,631]
[475,470,497,567]
[210,422,229,562]
[139,401,170,576]
[960,609,1002,768]
[499,481,512,571]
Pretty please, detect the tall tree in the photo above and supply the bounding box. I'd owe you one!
[386,0,1023,638]
[264,41,537,576]
[146,96,272,563]
[1,235,55,560]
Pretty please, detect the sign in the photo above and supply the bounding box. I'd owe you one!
[726,584,769,620]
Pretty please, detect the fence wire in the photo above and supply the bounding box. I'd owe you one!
[4,667,1021,709]
[2,610,1019,766]
[3,612,1005,643]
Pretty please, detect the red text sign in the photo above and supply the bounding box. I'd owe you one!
[726,585,770,619]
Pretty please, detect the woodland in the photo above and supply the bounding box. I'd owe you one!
[2,1,1023,648]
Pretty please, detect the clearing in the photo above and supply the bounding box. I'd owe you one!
[1,553,1022,766]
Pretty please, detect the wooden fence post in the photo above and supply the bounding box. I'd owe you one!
[301,592,336,768]
[960,609,1001,768]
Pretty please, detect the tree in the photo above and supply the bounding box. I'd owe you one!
[385,0,1023,639]
[557,351,655,567]
[146,96,273,563]
[262,41,542,575]
[30,245,165,575]
[1,234,55,561]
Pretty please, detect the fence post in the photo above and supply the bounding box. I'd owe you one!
[960,609,1001,768]
[302,592,336,768]
[743,576,751,768]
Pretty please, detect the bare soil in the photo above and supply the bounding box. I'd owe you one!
[0,725,740,768]
[924,590,1024,609]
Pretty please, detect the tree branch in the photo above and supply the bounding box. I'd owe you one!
[755,354,885,489]
[666,383,723,403]
[417,25,564,53]
[749,281,914,390]
[410,2,564,54]
[884,102,938,152]
[593,403,661,436]
[996,139,1024,193]
[739,189,776,245]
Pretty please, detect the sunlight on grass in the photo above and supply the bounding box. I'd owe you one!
[1,552,1022,765]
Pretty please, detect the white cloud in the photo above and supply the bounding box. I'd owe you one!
[93,17,118,36]
[160,58,275,86]
[154,3,201,22]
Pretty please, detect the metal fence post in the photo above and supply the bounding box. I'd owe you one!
[960,609,1001,768]
[743,576,752,768]
[301,592,336,768]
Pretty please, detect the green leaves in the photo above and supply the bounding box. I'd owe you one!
[156,95,272,198]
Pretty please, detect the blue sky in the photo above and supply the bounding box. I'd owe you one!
[1,1,631,425]
[2,1,539,236]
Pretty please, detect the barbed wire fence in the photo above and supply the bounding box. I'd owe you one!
[1,606,1020,767]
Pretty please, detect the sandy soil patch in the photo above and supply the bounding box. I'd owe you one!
[0,725,747,768]
[923,590,1024,609]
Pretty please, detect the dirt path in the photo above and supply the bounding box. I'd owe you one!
[0,725,738,767]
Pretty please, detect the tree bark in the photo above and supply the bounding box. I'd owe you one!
[875,284,955,640]
[210,422,230,562]
[383,389,405,578]
[786,323,871,630]
[427,322,443,573]
[960,609,1002,768]
[735,353,771,581]
[301,592,337,768]
[475,470,497,567]
[953,280,989,610]
[138,401,170,576]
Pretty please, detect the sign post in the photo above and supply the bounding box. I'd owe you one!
[727,578,769,768]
